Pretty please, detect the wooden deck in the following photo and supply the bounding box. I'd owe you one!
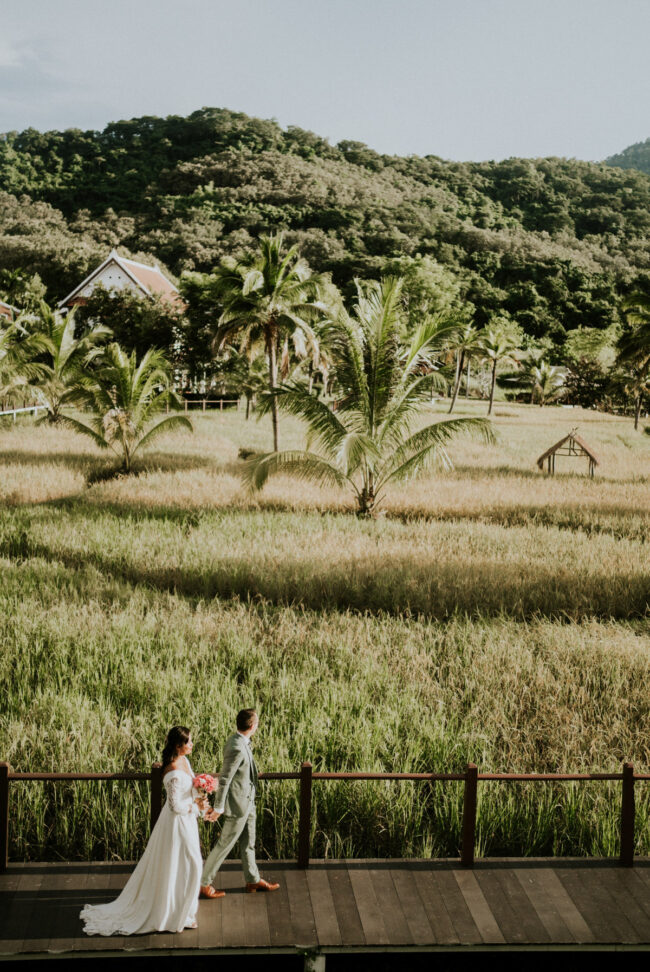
[1,859,649,958]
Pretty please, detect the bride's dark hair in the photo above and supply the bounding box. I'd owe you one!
[162,726,191,768]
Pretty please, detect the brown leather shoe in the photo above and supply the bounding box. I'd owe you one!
[245,878,279,893]
[200,884,225,899]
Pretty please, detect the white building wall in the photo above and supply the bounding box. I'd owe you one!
[78,262,143,298]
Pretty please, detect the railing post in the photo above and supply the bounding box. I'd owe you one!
[0,763,10,873]
[298,761,312,868]
[620,762,635,867]
[461,763,478,867]
[150,762,163,833]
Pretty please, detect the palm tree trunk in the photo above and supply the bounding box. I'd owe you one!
[465,359,471,397]
[245,395,251,420]
[266,327,280,452]
[359,469,375,516]
[634,394,641,430]
[448,350,465,414]
[488,360,497,415]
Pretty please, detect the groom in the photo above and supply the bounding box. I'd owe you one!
[200,708,279,898]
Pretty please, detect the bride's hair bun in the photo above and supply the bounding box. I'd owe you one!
[162,725,191,768]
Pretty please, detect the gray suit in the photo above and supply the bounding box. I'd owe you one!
[201,733,260,886]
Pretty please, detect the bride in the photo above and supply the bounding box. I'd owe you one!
[80,726,215,936]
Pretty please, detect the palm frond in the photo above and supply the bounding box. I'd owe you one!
[378,416,495,488]
[57,415,111,451]
[257,381,351,456]
[242,450,352,492]
[132,415,194,455]
[379,370,448,450]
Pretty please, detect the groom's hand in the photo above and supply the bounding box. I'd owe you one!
[205,810,221,822]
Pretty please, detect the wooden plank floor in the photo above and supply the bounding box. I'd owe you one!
[0,859,648,957]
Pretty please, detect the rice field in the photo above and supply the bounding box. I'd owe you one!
[0,401,648,862]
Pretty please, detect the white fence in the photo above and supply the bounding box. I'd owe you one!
[0,405,47,422]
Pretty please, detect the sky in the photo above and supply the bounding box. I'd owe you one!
[0,0,648,162]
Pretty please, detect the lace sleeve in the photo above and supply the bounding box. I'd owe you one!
[165,776,199,816]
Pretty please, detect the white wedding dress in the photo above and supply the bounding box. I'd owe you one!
[80,762,203,935]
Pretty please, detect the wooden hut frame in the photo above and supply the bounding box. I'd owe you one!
[536,429,599,478]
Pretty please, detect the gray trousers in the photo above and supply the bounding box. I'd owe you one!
[201,805,260,886]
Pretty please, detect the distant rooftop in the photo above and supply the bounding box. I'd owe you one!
[59,250,182,308]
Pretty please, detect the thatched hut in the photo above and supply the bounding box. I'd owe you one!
[536,430,599,477]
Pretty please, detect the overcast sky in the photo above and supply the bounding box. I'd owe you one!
[1,0,648,161]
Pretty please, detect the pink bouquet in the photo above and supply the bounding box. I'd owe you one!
[192,773,217,794]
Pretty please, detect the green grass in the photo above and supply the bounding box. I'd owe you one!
[0,402,648,862]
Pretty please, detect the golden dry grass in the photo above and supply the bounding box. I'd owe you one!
[1,401,648,522]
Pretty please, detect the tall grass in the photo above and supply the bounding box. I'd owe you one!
[1,558,648,860]
[0,505,646,619]
[0,403,648,861]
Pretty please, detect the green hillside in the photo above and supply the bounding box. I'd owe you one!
[606,136,650,175]
[1,108,650,341]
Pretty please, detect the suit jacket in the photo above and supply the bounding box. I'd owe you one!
[213,733,259,818]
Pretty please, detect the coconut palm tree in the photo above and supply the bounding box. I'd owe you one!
[499,348,566,405]
[478,322,523,415]
[61,343,192,473]
[223,347,269,419]
[0,317,47,409]
[33,302,110,422]
[244,278,494,515]
[210,233,329,451]
[448,322,481,413]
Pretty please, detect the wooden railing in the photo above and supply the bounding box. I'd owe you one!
[1,761,647,873]
[169,398,240,413]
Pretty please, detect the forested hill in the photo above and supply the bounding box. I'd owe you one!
[606,137,650,175]
[1,107,650,341]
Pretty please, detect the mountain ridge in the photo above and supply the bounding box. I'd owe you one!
[1,108,649,344]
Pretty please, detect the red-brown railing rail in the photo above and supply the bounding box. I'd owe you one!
[1,761,647,873]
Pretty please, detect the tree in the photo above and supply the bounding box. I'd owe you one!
[383,255,468,334]
[0,269,47,312]
[222,347,268,419]
[32,302,110,422]
[74,285,186,363]
[447,322,481,413]
[209,233,330,451]
[478,319,523,415]
[0,317,46,407]
[618,293,650,429]
[499,348,566,405]
[61,343,192,472]
[244,278,493,515]
[563,359,608,409]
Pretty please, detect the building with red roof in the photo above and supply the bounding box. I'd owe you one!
[59,250,184,310]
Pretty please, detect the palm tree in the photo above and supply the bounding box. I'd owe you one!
[224,347,269,419]
[619,293,650,429]
[478,323,522,415]
[61,343,192,473]
[244,278,494,515]
[0,317,47,409]
[210,233,329,451]
[499,348,566,405]
[448,322,481,413]
[33,302,110,422]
